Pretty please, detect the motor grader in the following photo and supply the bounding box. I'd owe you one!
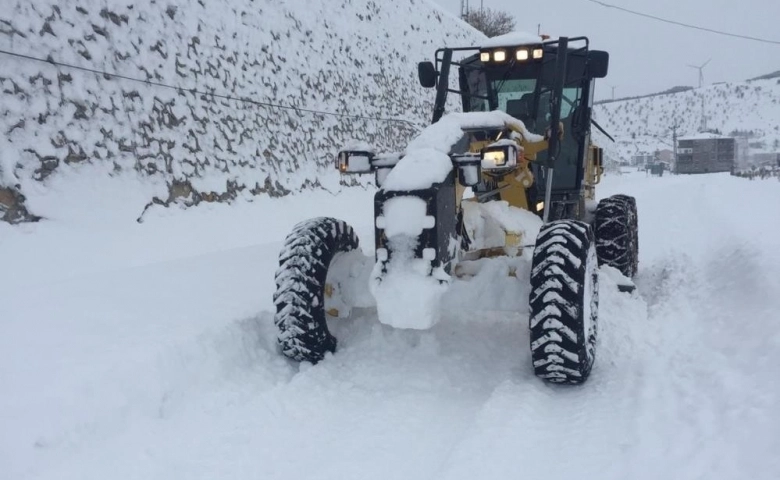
[273,35,638,384]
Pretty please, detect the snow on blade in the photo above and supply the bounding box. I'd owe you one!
[463,200,543,252]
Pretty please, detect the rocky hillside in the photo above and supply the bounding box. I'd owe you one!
[593,77,780,165]
[0,0,484,223]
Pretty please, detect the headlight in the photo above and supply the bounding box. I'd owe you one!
[516,49,529,61]
[533,48,544,59]
[480,52,490,62]
[481,142,519,170]
[536,201,544,212]
[483,150,507,167]
[493,50,507,62]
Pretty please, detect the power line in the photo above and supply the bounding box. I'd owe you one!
[0,48,422,128]
[585,0,780,45]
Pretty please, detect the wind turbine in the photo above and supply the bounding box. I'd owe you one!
[688,59,712,88]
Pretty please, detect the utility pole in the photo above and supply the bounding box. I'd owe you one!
[671,123,679,174]
[700,97,707,132]
[460,0,469,19]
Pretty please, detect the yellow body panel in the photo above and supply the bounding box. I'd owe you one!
[455,123,602,257]
[496,171,530,210]
[462,125,602,210]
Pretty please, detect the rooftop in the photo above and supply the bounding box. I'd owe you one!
[679,132,733,141]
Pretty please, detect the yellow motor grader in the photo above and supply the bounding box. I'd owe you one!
[273,35,638,384]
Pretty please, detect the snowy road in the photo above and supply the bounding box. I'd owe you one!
[2,173,779,479]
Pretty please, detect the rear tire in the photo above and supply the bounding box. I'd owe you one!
[529,220,599,384]
[595,194,638,278]
[273,217,360,363]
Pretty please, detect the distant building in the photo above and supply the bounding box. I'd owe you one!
[631,154,654,167]
[676,133,735,174]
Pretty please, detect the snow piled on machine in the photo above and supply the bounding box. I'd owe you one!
[381,111,542,192]
[371,196,448,330]
[463,200,542,252]
[370,235,450,330]
[480,31,546,48]
[380,149,453,191]
[368,111,548,330]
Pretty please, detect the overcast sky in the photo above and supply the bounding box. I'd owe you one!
[433,0,780,101]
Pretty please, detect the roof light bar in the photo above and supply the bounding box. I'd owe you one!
[479,46,545,63]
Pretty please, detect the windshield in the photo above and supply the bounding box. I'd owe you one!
[492,78,537,124]
[461,60,587,191]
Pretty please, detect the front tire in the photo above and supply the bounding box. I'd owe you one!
[273,217,360,363]
[529,220,599,384]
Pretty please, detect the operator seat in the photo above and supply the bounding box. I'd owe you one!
[506,93,535,128]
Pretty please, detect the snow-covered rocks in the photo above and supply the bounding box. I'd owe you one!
[0,0,486,223]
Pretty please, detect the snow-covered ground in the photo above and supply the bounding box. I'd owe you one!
[2,172,779,479]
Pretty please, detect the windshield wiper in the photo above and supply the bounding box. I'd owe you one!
[592,119,615,142]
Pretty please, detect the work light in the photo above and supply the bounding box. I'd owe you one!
[481,142,518,170]
[516,49,529,61]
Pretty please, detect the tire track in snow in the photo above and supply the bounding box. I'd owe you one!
[434,271,651,480]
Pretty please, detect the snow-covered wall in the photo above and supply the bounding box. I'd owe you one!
[0,0,484,223]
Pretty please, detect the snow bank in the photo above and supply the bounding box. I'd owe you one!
[4,166,780,479]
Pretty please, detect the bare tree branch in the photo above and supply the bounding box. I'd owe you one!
[464,7,516,38]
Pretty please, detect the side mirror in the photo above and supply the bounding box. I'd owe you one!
[595,147,604,167]
[336,150,374,174]
[418,61,437,89]
[588,50,609,79]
